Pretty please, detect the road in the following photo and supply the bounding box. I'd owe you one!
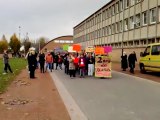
[50,70,160,120]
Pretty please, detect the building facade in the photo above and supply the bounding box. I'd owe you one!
[41,35,73,52]
[73,0,160,62]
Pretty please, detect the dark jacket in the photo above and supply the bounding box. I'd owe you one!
[128,53,137,68]
[38,53,45,63]
[87,56,95,64]
[3,53,9,64]
[121,55,128,69]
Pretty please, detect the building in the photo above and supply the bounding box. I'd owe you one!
[41,35,73,53]
[73,0,160,62]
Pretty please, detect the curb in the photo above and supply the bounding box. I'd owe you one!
[50,72,88,120]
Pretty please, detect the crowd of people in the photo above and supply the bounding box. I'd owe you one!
[1,48,137,79]
[121,51,137,74]
[25,48,95,79]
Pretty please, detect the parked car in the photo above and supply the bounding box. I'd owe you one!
[139,43,160,73]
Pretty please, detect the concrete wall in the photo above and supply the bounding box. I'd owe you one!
[111,47,146,62]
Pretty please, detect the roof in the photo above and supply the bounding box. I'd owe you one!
[73,0,114,29]
[41,35,73,50]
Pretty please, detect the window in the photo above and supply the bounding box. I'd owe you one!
[150,8,156,23]
[130,16,134,29]
[119,21,123,32]
[130,0,135,6]
[119,0,123,11]
[125,0,129,8]
[144,46,151,56]
[112,5,115,15]
[124,19,128,31]
[142,11,147,25]
[116,2,119,13]
[135,14,140,27]
[136,0,141,3]
[108,25,111,35]
[159,7,160,22]
[115,22,119,33]
[112,24,115,34]
[151,45,160,55]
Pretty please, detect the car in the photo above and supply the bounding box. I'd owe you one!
[139,43,160,73]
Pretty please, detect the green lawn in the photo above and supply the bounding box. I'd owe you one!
[0,58,27,93]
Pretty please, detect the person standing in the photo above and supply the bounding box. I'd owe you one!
[50,50,55,70]
[3,50,13,74]
[68,54,76,78]
[87,53,95,76]
[79,54,86,78]
[64,54,69,74]
[38,51,45,73]
[58,54,63,70]
[54,53,59,70]
[128,51,137,73]
[27,49,37,79]
[121,51,128,71]
[45,52,53,72]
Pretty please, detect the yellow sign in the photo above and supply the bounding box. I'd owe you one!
[85,47,95,53]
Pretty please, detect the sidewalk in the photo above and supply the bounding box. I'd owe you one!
[0,69,70,120]
[112,62,160,83]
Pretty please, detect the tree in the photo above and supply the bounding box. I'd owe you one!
[9,34,21,54]
[0,35,9,53]
[38,37,47,50]
[24,41,31,53]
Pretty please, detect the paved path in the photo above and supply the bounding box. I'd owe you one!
[50,70,160,120]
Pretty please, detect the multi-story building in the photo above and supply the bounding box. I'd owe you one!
[73,0,160,62]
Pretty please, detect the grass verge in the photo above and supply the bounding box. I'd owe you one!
[0,58,27,93]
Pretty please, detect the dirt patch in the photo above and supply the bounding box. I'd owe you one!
[0,69,70,120]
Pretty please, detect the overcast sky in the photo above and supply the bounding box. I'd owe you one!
[0,0,110,41]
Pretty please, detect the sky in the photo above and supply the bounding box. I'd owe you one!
[0,0,110,41]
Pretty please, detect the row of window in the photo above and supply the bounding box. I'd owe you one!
[75,7,159,42]
[54,40,73,43]
[75,0,143,34]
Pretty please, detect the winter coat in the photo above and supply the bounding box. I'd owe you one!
[46,54,53,63]
[3,53,9,64]
[121,55,128,69]
[39,53,45,63]
[128,53,137,68]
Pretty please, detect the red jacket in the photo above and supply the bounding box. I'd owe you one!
[46,54,53,63]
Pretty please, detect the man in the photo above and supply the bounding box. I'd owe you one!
[45,52,53,72]
[3,50,13,74]
[128,51,137,73]
[87,53,95,76]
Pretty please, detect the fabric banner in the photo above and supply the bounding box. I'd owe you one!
[68,46,76,52]
[85,46,95,53]
[95,55,111,78]
[95,47,104,55]
[63,45,69,51]
[73,44,81,52]
[103,46,112,53]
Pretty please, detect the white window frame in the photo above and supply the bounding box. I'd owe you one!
[135,14,141,27]
[130,16,134,29]
[142,11,147,25]
[124,19,128,31]
[150,8,156,24]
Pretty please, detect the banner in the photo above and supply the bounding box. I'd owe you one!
[73,44,81,52]
[95,55,111,78]
[63,45,69,51]
[95,47,104,55]
[68,46,76,52]
[85,46,95,53]
[103,46,112,53]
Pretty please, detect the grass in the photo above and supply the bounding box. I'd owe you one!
[0,58,27,93]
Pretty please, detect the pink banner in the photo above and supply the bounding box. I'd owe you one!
[103,46,112,53]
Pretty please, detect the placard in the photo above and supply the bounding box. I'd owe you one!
[85,46,95,53]
[95,47,104,55]
[73,44,81,52]
[95,55,111,78]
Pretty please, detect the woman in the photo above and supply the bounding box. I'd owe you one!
[79,54,86,78]
[38,51,45,73]
[121,51,128,71]
[68,54,76,78]
[27,48,37,79]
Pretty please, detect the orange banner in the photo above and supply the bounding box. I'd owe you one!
[73,44,81,52]
[95,47,104,55]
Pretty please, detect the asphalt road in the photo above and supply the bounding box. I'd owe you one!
[51,70,160,120]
